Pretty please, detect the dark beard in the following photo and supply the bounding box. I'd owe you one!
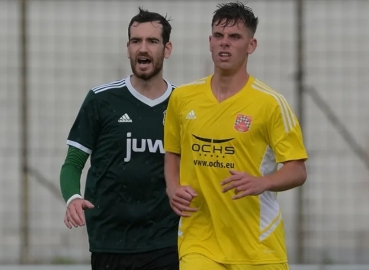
[130,59,164,81]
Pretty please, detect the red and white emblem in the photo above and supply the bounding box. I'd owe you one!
[234,114,252,132]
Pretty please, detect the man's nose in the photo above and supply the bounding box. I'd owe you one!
[220,36,230,47]
[139,41,148,52]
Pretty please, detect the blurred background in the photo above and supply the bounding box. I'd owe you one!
[1,0,369,268]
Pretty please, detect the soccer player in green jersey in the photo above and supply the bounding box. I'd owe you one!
[59,7,179,270]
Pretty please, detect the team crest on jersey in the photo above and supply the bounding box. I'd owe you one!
[234,114,252,132]
[163,110,166,125]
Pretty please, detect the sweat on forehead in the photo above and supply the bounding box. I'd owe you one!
[212,19,252,36]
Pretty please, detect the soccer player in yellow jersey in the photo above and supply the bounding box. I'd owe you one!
[164,2,308,270]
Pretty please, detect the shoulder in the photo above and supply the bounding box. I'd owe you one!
[249,77,289,109]
[172,76,208,97]
[90,78,127,95]
[165,80,177,91]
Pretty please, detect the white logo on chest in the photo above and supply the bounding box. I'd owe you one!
[124,132,165,162]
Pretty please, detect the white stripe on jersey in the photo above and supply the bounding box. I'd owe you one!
[252,80,296,133]
[66,140,92,154]
[92,79,126,94]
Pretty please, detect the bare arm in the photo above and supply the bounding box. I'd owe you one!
[221,160,307,199]
[263,160,307,192]
[164,152,198,216]
[164,152,181,192]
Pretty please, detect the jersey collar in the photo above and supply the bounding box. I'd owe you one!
[125,75,172,107]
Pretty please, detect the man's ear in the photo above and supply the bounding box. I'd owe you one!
[164,41,173,59]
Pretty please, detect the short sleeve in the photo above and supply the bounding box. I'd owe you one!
[164,91,181,154]
[66,90,100,154]
[266,100,308,163]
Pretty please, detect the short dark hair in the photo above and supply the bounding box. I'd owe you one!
[211,2,259,35]
[128,7,172,44]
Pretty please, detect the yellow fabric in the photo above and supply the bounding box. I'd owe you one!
[164,75,308,264]
[180,253,290,270]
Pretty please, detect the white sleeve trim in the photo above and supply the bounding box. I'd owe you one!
[66,140,92,154]
[66,194,83,207]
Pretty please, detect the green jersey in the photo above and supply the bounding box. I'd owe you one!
[66,76,179,253]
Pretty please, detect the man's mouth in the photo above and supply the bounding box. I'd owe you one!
[137,58,152,65]
[219,52,231,57]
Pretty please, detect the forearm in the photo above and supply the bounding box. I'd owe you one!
[164,152,181,191]
[60,146,89,204]
[263,160,307,192]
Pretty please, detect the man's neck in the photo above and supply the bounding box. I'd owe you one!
[211,68,249,102]
[130,73,167,100]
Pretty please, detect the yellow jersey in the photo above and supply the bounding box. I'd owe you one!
[164,75,308,264]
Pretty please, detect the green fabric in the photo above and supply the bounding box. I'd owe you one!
[66,84,179,252]
[60,146,89,202]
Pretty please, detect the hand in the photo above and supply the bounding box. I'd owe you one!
[166,185,198,217]
[64,198,94,229]
[221,170,271,200]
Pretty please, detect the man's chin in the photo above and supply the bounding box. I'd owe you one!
[134,72,154,81]
[131,64,162,81]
